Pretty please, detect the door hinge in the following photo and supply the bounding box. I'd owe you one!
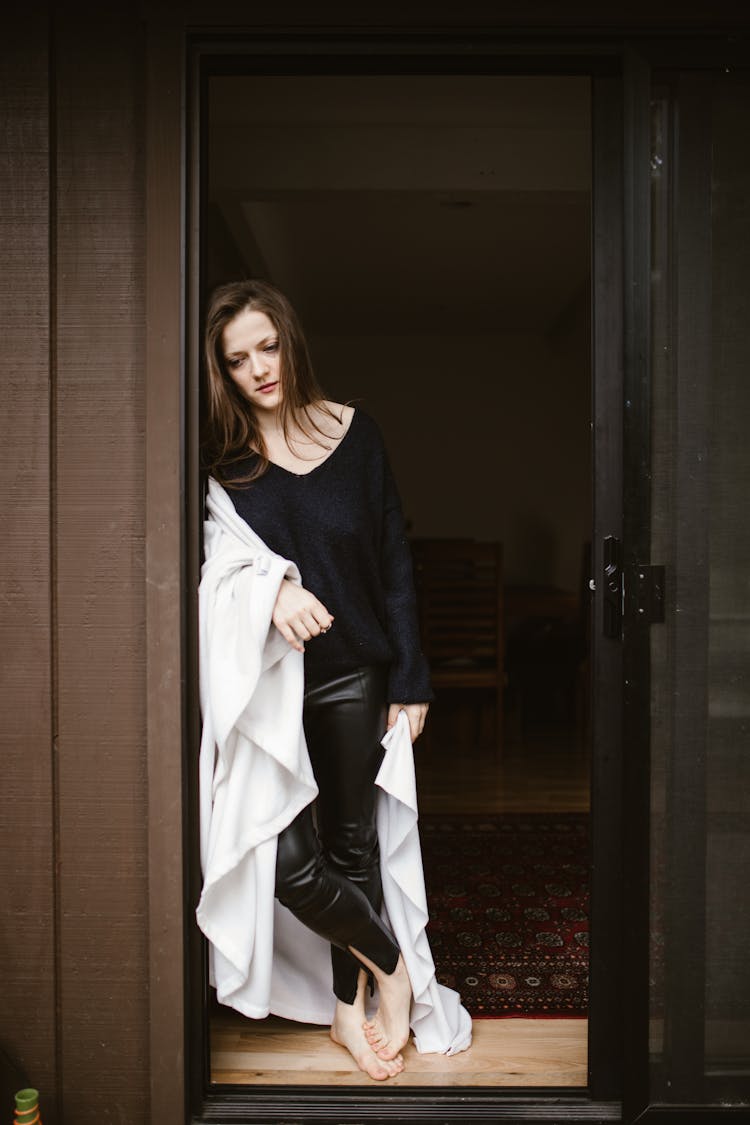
[629,564,666,625]
[600,540,665,636]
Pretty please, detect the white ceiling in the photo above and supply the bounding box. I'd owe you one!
[209,75,591,334]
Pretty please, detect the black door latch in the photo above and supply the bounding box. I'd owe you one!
[602,535,623,639]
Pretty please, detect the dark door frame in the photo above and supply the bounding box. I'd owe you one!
[140,23,750,1125]
[619,41,750,1125]
[183,34,621,1124]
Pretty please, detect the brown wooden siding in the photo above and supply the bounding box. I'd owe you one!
[2,11,149,1125]
[1,11,57,1112]
[144,21,188,1125]
[54,15,148,1125]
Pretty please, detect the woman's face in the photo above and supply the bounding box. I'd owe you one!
[222,307,282,413]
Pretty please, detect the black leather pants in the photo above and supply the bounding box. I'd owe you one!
[275,665,401,1005]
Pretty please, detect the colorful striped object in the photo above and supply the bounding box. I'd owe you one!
[14,1088,42,1125]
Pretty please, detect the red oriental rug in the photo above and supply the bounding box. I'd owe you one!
[420,813,589,1017]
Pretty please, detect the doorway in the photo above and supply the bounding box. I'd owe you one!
[200,69,593,1091]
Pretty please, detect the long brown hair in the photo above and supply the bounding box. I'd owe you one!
[202,279,332,486]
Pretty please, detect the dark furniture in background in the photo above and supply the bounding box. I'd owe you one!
[504,543,592,735]
[411,538,504,754]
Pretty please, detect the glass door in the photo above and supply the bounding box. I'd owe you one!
[622,53,750,1122]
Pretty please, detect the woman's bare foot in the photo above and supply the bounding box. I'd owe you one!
[350,949,413,1061]
[329,971,404,1081]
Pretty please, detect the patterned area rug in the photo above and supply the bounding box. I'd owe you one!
[421,813,589,1017]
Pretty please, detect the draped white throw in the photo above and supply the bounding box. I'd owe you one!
[196,477,472,1055]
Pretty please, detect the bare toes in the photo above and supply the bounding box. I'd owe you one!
[377,1044,400,1061]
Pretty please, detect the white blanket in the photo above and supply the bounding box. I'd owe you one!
[196,477,472,1055]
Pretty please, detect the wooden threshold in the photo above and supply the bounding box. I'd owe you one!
[211,1013,588,1087]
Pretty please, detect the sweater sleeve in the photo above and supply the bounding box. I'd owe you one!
[377,437,434,705]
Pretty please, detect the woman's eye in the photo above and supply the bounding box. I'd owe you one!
[226,356,244,370]
[264,342,279,354]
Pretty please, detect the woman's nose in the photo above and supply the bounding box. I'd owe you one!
[249,351,269,378]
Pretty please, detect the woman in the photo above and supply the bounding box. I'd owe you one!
[200,279,464,1080]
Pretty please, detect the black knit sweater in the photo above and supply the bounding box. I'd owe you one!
[225,409,433,704]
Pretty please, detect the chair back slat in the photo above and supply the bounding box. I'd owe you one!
[411,538,503,666]
[410,537,504,755]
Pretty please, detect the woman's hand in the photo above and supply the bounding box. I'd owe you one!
[272,578,334,653]
[387,702,429,744]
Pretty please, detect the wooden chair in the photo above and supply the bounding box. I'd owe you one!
[410,538,504,755]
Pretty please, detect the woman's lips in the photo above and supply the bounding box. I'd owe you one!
[258,381,278,393]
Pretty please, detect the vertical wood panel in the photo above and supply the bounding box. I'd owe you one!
[55,16,149,1124]
[0,13,58,1117]
[145,20,188,1124]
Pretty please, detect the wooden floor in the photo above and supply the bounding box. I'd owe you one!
[210,711,590,1087]
[417,716,590,816]
[211,1012,588,1087]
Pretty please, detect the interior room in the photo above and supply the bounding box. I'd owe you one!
[204,72,592,1087]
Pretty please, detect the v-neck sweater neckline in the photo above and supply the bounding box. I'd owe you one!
[265,409,358,479]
